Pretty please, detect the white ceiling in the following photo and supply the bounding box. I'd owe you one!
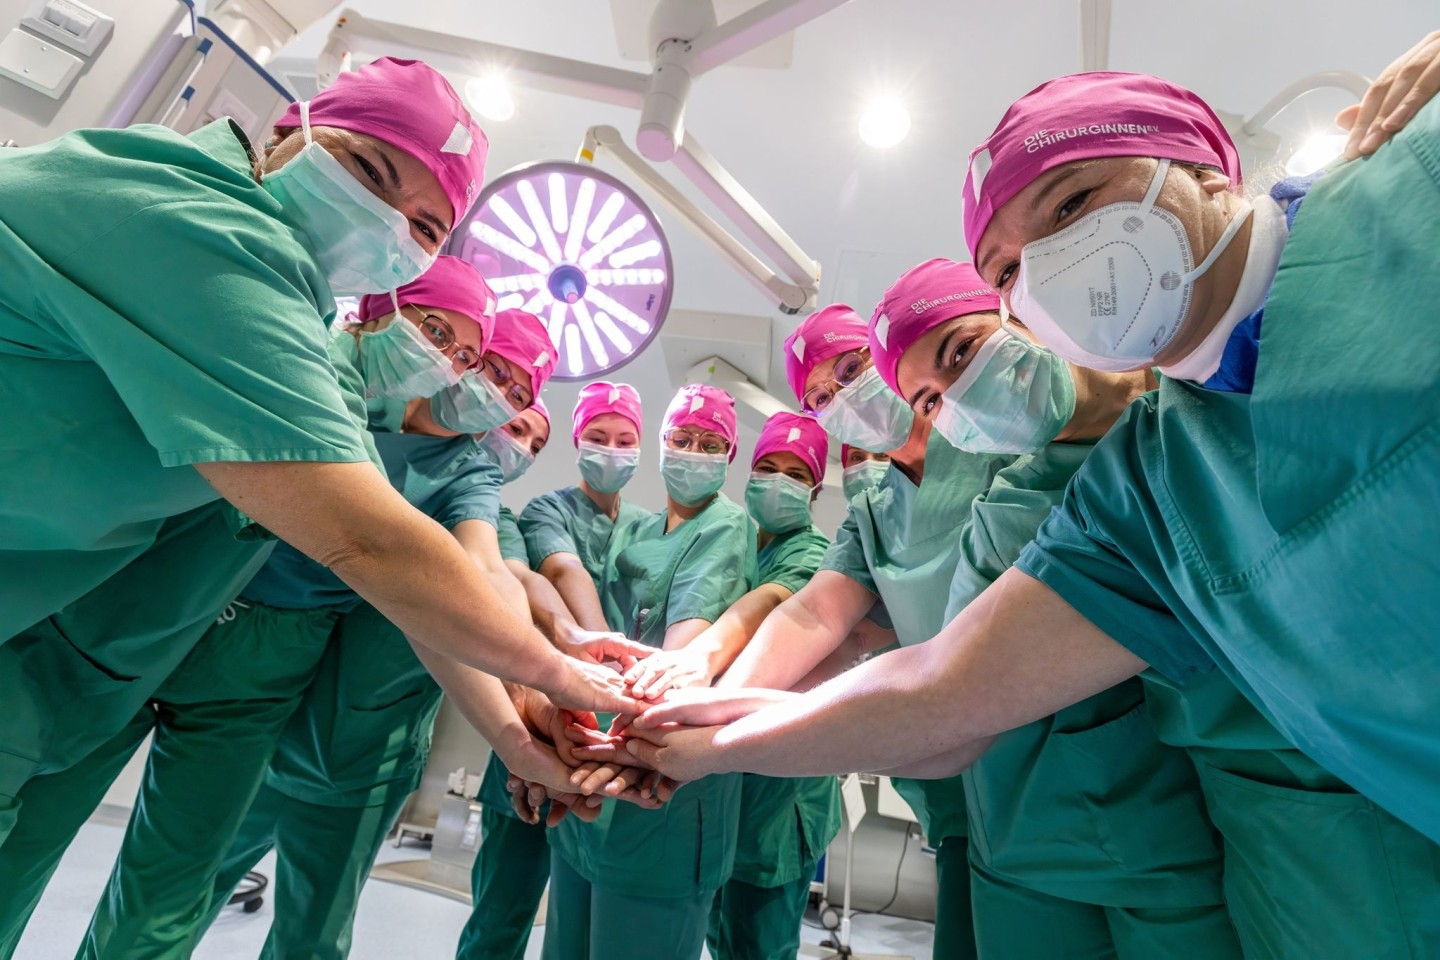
[260,0,1435,525]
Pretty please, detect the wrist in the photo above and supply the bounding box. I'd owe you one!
[523,647,574,696]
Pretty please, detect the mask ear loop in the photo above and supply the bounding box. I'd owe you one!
[298,100,314,146]
[1184,197,1254,282]
[1139,158,1170,214]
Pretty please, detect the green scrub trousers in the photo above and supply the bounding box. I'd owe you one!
[79,600,340,959]
[543,851,714,960]
[456,752,550,960]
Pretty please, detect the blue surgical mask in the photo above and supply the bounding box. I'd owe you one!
[745,472,813,534]
[660,448,728,507]
[478,427,537,483]
[355,295,462,400]
[262,101,434,297]
[817,366,914,453]
[931,328,1077,454]
[841,459,889,500]
[430,374,517,434]
[577,441,639,494]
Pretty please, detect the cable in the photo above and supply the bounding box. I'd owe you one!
[852,822,913,917]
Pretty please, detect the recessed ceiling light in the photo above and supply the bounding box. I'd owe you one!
[859,95,910,149]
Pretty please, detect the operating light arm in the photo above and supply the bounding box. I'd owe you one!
[1241,70,1372,135]
[317,9,648,106]
[685,0,851,77]
[582,126,818,315]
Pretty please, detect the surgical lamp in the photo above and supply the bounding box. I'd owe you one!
[451,160,674,382]
[1221,71,1372,179]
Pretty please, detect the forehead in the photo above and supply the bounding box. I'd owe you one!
[343,128,454,229]
[516,408,548,436]
[583,413,638,435]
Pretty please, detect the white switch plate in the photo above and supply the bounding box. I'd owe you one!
[0,27,83,99]
[21,0,113,58]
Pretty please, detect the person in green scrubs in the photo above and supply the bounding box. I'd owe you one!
[459,381,651,960]
[624,52,1440,888]
[839,444,892,502]
[200,392,564,960]
[542,384,756,960]
[54,272,578,959]
[0,56,633,878]
[626,411,841,960]
[876,257,1440,958]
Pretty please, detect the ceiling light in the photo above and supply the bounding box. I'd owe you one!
[1286,132,1347,177]
[465,74,515,122]
[451,161,674,381]
[858,96,910,149]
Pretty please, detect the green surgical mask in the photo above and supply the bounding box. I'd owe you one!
[841,459,889,500]
[932,328,1076,454]
[660,447,728,507]
[817,366,914,453]
[745,472,813,533]
[355,298,461,400]
[430,373,517,434]
[478,427,536,483]
[577,441,639,494]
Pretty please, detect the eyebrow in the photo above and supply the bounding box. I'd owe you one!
[979,166,1087,278]
[907,329,957,408]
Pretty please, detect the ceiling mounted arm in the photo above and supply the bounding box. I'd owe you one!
[685,0,852,78]
[581,126,816,314]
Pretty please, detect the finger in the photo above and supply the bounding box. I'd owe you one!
[598,765,645,796]
[654,777,681,803]
[570,743,626,765]
[544,801,571,828]
[1344,76,1391,160]
[1334,103,1361,131]
[625,738,663,769]
[1381,56,1440,133]
[579,762,626,795]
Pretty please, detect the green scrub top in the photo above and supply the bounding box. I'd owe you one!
[264,429,504,803]
[519,485,649,585]
[731,522,842,888]
[1017,96,1440,843]
[945,442,1223,909]
[820,431,1009,841]
[0,120,370,639]
[550,494,756,896]
[496,506,527,564]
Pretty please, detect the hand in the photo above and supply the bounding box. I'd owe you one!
[1341,29,1440,159]
[623,649,713,701]
[558,626,656,671]
[565,762,671,807]
[541,654,647,715]
[507,775,604,826]
[624,723,729,784]
[630,686,797,730]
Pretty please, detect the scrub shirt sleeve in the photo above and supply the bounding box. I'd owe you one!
[759,527,830,595]
[496,507,529,564]
[665,510,754,627]
[819,501,879,595]
[1014,432,1213,681]
[518,492,581,569]
[36,198,369,467]
[429,455,504,531]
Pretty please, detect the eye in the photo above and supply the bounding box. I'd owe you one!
[451,347,478,370]
[950,336,978,369]
[1056,188,1093,224]
[835,356,863,384]
[508,385,528,409]
[755,463,776,474]
[919,394,938,416]
[809,388,834,413]
[353,153,382,186]
[702,441,725,455]
[412,219,438,244]
[994,262,1018,291]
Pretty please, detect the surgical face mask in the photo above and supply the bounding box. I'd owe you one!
[577,441,639,494]
[816,367,915,453]
[262,101,435,297]
[430,373,517,434]
[744,472,813,534]
[1007,158,1253,372]
[841,459,889,500]
[479,427,536,483]
[931,328,1077,454]
[660,447,728,507]
[355,298,462,400]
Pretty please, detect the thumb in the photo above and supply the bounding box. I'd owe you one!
[625,738,663,769]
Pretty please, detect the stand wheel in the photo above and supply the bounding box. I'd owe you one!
[819,903,841,931]
[242,897,264,914]
[228,871,269,915]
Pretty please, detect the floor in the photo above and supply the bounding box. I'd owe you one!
[16,820,936,959]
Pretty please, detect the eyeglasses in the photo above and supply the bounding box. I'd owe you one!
[411,311,483,375]
[801,350,870,413]
[664,429,731,457]
[479,353,532,411]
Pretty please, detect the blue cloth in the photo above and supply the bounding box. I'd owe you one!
[1200,174,1321,395]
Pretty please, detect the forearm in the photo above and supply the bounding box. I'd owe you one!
[708,570,1146,777]
[408,638,530,758]
[873,737,996,779]
[690,585,789,682]
[545,559,609,634]
[720,585,853,690]
[511,564,581,644]
[200,461,569,692]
